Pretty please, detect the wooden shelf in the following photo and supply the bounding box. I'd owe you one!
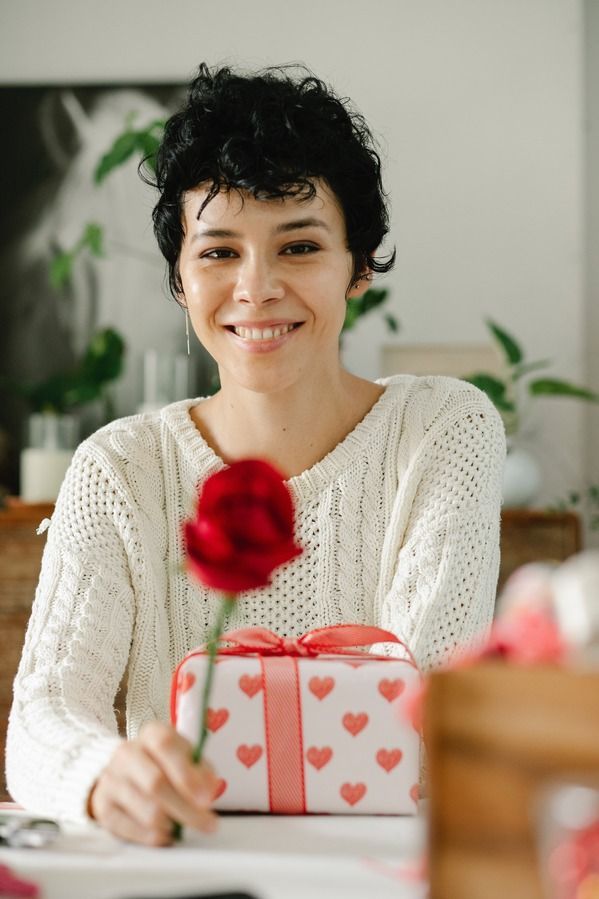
[499,508,581,591]
[0,500,126,801]
[0,501,54,799]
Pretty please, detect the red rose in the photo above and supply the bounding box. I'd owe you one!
[183,459,303,592]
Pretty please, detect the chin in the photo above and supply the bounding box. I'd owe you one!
[221,368,303,396]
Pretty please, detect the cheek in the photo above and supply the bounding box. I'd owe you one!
[185,277,218,319]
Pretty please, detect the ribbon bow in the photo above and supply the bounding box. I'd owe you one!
[211,623,417,667]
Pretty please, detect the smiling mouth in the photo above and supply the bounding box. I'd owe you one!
[225,322,304,341]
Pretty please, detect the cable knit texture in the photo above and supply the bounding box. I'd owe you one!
[6,374,505,822]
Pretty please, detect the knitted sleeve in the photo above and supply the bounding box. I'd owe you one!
[5,441,135,823]
[376,390,506,672]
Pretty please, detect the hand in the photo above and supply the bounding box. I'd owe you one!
[87,721,219,846]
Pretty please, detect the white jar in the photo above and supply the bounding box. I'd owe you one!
[20,412,77,502]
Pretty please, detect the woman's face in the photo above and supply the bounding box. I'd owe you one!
[177,178,369,394]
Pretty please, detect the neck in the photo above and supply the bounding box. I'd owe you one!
[192,370,384,479]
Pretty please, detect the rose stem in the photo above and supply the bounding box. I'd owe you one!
[194,594,236,762]
[172,593,236,841]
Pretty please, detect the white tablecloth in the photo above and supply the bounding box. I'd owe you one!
[0,808,428,899]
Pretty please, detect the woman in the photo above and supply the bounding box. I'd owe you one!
[6,62,505,846]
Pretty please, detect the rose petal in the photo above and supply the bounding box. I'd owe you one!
[184,460,302,594]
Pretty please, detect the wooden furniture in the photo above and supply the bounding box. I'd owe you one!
[0,501,53,800]
[425,663,599,899]
[0,500,126,801]
[499,509,581,591]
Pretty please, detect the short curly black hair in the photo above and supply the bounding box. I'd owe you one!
[146,61,396,302]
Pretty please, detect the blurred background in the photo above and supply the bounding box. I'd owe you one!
[0,0,597,546]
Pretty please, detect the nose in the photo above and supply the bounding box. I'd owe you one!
[232,255,285,305]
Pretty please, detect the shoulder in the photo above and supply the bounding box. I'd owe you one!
[73,407,165,476]
[377,374,505,443]
[50,404,189,545]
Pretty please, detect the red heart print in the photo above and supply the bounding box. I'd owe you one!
[342,712,369,736]
[239,674,262,698]
[306,746,333,770]
[212,778,227,799]
[237,744,263,768]
[378,678,405,703]
[178,671,196,694]
[206,708,229,732]
[376,748,403,772]
[308,676,335,700]
[410,783,420,803]
[340,782,367,806]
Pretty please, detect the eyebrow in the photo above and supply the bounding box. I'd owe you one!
[191,217,332,242]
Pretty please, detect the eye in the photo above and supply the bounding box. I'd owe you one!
[202,248,236,259]
[283,243,319,255]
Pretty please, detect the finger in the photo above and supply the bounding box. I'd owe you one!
[121,737,218,832]
[101,799,173,847]
[140,723,219,807]
[109,773,173,835]
[90,765,170,834]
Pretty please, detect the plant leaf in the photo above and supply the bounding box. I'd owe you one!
[486,319,523,365]
[83,223,104,257]
[462,373,516,412]
[512,358,552,381]
[80,328,126,384]
[529,378,599,402]
[342,288,389,333]
[94,130,138,184]
[135,133,161,172]
[50,252,74,289]
[94,118,166,184]
[383,313,400,333]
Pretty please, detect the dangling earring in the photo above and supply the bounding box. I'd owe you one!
[185,309,190,357]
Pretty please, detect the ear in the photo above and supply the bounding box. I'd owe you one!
[346,271,373,301]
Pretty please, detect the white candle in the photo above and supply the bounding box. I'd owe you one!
[20,412,77,502]
[20,447,74,502]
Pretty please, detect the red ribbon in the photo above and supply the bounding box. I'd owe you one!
[212,623,418,668]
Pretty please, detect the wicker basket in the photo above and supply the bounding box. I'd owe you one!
[424,662,599,899]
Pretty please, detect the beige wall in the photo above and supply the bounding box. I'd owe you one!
[0,0,591,509]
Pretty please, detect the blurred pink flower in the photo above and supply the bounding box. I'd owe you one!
[471,607,566,666]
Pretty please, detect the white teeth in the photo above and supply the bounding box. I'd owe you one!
[232,323,295,340]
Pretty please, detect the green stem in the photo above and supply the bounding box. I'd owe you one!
[193,594,236,763]
[172,593,235,842]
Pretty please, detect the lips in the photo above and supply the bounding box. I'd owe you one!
[224,321,304,352]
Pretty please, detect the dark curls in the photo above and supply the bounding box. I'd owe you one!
[143,61,396,302]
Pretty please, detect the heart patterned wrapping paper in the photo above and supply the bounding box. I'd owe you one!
[171,625,421,815]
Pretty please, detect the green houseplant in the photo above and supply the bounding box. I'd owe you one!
[0,327,125,501]
[3,327,126,418]
[463,319,599,438]
[463,320,599,507]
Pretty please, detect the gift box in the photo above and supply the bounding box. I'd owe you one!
[171,624,421,815]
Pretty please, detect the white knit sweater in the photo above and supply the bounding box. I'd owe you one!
[6,374,505,822]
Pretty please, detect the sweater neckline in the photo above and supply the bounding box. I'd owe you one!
[162,376,400,499]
